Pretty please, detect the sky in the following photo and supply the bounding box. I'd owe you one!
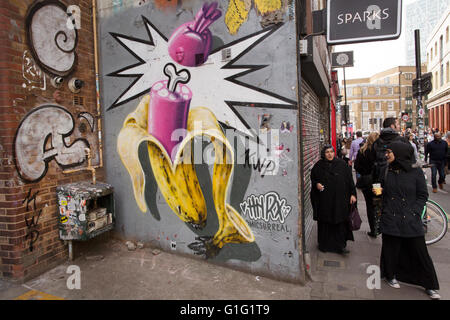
[335,0,418,81]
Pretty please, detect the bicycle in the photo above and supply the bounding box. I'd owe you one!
[422,199,448,245]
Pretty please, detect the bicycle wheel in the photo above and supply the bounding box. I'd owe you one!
[423,201,448,245]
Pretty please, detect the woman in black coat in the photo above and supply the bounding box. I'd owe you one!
[354,132,379,238]
[311,145,357,254]
[377,141,440,299]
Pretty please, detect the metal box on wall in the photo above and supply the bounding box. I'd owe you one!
[57,182,115,241]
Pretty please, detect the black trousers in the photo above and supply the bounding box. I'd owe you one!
[380,234,439,290]
[361,187,376,234]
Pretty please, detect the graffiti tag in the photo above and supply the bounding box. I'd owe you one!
[14,105,89,182]
[240,192,291,224]
[23,189,42,252]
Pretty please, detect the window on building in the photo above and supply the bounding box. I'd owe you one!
[362,87,368,95]
[363,102,368,111]
[388,87,394,95]
[384,77,390,84]
[375,102,381,111]
[405,73,412,80]
[435,42,438,56]
[441,64,444,86]
[405,99,412,106]
[388,101,394,110]
[431,48,434,59]
[447,61,449,83]
[435,71,439,89]
[447,26,449,43]
[406,86,412,97]
[440,35,443,61]
[375,87,380,95]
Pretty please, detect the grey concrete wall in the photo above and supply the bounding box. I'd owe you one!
[97,0,302,282]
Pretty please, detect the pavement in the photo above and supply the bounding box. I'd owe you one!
[0,171,448,301]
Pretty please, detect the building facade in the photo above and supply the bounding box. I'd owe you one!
[0,0,334,284]
[341,66,427,132]
[405,0,450,65]
[0,0,105,281]
[426,7,450,133]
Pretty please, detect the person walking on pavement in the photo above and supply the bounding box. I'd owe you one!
[354,132,379,238]
[425,132,448,193]
[371,117,408,183]
[406,133,419,163]
[342,138,352,166]
[349,131,364,166]
[376,141,440,300]
[310,145,357,255]
[445,131,450,176]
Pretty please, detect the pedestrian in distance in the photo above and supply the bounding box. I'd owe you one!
[371,117,408,183]
[375,141,440,300]
[342,138,352,166]
[354,132,379,238]
[349,131,364,166]
[336,134,343,159]
[425,132,448,192]
[406,133,419,163]
[310,145,357,255]
[445,131,450,175]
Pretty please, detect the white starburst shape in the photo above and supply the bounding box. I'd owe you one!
[108,16,295,138]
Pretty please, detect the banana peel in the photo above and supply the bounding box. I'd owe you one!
[117,95,255,257]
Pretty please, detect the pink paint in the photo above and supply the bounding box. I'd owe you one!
[168,2,221,67]
[148,80,192,160]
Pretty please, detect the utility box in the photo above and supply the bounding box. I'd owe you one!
[57,182,115,241]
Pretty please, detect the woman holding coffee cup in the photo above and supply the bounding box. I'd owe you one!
[375,141,440,300]
[311,145,357,254]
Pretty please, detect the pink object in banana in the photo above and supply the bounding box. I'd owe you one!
[168,2,222,67]
[148,64,192,161]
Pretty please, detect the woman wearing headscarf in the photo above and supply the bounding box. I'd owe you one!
[377,141,440,299]
[311,145,357,254]
[354,132,379,238]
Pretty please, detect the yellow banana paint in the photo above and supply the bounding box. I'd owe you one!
[117,96,255,256]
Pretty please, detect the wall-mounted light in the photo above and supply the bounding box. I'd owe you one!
[68,78,84,93]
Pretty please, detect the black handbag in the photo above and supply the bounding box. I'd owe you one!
[349,203,362,231]
[356,174,372,189]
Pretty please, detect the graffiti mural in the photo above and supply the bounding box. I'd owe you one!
[101,0,300,280]
[25,0,78,76]
[117,4,256,258]
[225,0,287,35]
[107,12,294,137]
[14,105,90,183]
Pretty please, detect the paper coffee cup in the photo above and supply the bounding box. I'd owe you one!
[372,183,382,195]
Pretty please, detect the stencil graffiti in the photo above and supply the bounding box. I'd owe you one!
[14,105,89,183]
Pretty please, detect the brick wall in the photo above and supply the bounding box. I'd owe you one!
[0,0,104,281]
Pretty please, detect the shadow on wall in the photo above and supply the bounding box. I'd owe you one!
[138,134,261,262]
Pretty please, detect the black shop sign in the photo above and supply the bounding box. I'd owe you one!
[327,0,402,45]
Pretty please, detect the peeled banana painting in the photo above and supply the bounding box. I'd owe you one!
[117,3,255,258]
[104,0,300,281]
